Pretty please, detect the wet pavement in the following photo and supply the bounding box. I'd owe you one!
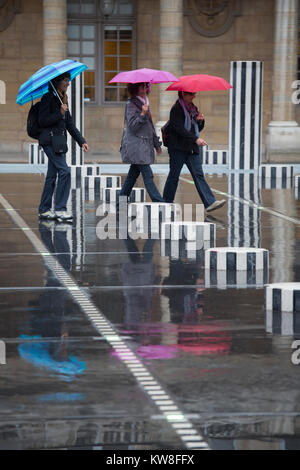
[0,169,300,450]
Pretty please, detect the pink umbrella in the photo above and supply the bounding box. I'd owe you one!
[109,68,179,84]
[166,74,232,92]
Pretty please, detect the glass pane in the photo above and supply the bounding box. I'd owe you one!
[119,3,133,15]
[105,56,117,70]
[82,56,95,69]
[105,88,118,102]
[68,41,80,55]
[119,41,132,55]
[119,56,132,71]
[67,24,80,40]
[81,1,96,14]
[105,71,117,85]
[119,26,132,39]
[85,70,95,87]
[82,41,95,54]
[67,1,80,14]
[82,25,95,39]
[84,86,95,101]
[105,26,117,39]
[104,41,117,55]
[120,87,129,101]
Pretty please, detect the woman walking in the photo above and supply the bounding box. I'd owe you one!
[163,91,225,212]
[118,82,165,205]
[38,71,89,221]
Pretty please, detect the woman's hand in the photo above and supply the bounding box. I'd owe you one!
[82,143,90,152]
[60,103,68,115]
[197,112,204,121]
[196,137,207,146]
[141,104,148,116]
[156,147,162,155]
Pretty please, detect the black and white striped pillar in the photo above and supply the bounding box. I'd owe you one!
[84,175,121,190]
[161,239,211,260]
[228,173,261,248]
[205,247,269,287]
[102,187,146,203]
[128,203,181,238]
[265,309,300,335]
[66,73,85,167]
[66,186,85,270]
[199,147,228,166]
[295,175,300,200]
[265,283,300,313]
[28,143,47,164]
[229,61,263,170]
[260,164,294,189]
[161,221,215,245]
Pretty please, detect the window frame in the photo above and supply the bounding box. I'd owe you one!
[67,0,136,107]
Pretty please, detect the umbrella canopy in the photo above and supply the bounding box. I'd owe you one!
[166,74,232,92]
[16,59,87,105]
[109,67,178,84]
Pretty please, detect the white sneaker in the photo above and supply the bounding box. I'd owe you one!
[39,210,57,220]
[55,211,73,221]
[206,199,226,213]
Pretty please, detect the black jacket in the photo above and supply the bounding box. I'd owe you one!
[167,99,205,154]
[38,91,86,148]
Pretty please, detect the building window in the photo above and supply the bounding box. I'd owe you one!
[67,0,135,105]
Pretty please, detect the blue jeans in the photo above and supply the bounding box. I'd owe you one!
[163,149,216,208]
[39,145,71,213]
[119,164,165,202]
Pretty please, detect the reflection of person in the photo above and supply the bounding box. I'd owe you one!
[122,238,158,325]
[118,82,165,204]
[163,91,226,212]
[38,72,90,222]
[17,221,85,383]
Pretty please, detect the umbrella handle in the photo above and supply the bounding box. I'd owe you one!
[49,80,63,105]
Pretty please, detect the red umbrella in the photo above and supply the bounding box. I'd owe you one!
[166,74,232,92]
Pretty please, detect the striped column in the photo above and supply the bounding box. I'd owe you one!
[66,72,85,167]
[229,61,263,170]
[84,175,121,190]
[161,239,210,260]
[228,173,261,248]
[205,247,269,287]
[260,164,294,189]
[295,175,300,199]
[66,186,85,270]
[265,309,300,335]
[199,147,228,166]
[128,203,181,238]
[102,187,146,203]
[265,283,300,312]
[28,143,47,164]
[161,221,215,244]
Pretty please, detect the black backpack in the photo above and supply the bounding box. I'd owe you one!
[27,101,41,139]
[161,120,170,147]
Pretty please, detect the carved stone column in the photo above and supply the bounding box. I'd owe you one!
[43,0,67,65]
[265,0,300,161]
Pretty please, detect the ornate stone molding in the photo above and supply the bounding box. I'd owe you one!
[184,0,241,37]
[0,0,21,32]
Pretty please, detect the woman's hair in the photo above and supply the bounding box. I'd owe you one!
[48,72,71,92]
[127,82,149,97]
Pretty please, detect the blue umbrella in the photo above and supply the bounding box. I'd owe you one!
[16,59,87,105]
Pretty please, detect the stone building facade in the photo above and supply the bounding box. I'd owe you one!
[0,0,299,161]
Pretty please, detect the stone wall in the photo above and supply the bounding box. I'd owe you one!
[0,0,43,154]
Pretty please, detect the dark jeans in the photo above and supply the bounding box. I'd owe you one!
[163,149,216,208]
[119,164,165,203]
[39,145,71,213]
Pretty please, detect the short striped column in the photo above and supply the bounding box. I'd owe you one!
[161,221,215,245]
[81,165,101,177]
[205,247,269,287]
[128,203,181,238]
[84,175,121,190]
[200,148,228,165]
[229,61,263,170]
[265,309,300,335]
[66,187,85,270]
[28,143,47,164]
[228,173,261,248]
[295,175,300,199]
[260,164,294,189]
[66,73,84,166]
[102,187,146,203]
[265,283,300,313]
[161,239,210,260]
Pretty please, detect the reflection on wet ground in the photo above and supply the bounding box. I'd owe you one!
[0,171,300,450]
